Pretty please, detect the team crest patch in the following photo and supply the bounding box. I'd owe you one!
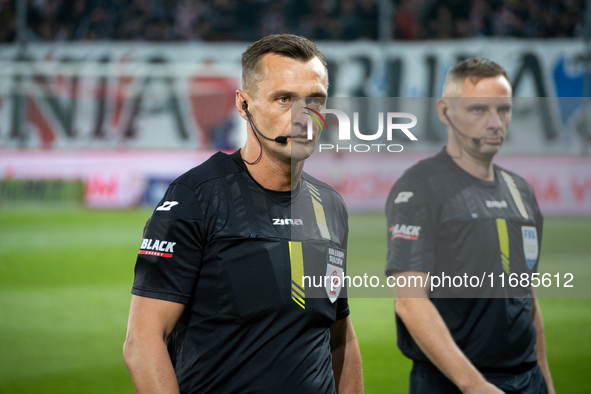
[521,226,538,269]
[326,246,346,303]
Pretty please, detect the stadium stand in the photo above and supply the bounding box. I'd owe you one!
[0,0,584,43]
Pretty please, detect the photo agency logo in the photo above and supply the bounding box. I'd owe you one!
[304,106,418,153]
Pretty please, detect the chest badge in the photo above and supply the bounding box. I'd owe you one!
[326,246,346,303]
[521,226,539,269]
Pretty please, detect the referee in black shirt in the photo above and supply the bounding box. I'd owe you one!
[386,58,554,393]
[123,34,363,394]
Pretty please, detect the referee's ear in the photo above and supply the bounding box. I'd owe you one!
[236,90,249,121]
[436,98,450,127]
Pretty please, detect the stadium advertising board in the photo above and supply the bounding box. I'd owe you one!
[0,150,215,207]
[304,152,591,217]
[0,147,589,215]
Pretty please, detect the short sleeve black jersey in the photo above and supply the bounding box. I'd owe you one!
[132,150,349,394]
[385,148,543,372]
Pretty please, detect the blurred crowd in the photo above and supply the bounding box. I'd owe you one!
[395,0,584,39]
[0,0,585,43]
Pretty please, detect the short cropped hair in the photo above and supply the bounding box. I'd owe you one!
[241,34,327,95]
[443,58,510,96]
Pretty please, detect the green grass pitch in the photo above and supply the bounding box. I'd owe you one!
[0,208,589,393]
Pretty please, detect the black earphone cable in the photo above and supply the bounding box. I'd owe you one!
[242,111,264,165]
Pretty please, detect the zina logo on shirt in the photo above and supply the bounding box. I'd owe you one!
[485,200,508,208]
[389,224,421,241]
[273,218,303,225]
[139,238,176,258]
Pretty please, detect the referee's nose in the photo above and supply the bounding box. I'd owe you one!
[486,110,503,131]
[291,99,308,132]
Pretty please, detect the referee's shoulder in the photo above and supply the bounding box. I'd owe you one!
[301,172,346,205]
[398,150,452,183]
[495,164,536,195]
[495,164,525,182]
[173,151,241,191]
[386,151,452,208]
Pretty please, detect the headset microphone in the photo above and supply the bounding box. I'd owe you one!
[443,108,481,145]
[242,102,289,144]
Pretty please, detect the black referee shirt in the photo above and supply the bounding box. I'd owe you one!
[386,147,542,372]
[132,150,349,393]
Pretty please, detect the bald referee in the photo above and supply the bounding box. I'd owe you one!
[386,58,555,393]
[123,34,362,394]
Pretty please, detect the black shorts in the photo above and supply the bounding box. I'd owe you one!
[409,362,548,394]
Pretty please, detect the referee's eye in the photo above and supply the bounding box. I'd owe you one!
[307,97,326,107]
